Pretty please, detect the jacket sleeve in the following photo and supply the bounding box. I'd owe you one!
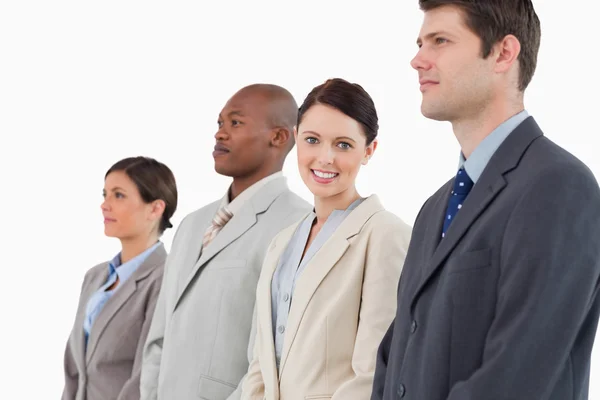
[331,216,411,400]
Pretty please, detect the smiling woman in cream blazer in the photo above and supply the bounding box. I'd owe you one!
[241,78,412,400]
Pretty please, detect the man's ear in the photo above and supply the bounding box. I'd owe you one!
[270,127,291,148]
[493,34,521,74]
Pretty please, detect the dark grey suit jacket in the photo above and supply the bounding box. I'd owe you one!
[372,117,600,400]
[62,244,166,400]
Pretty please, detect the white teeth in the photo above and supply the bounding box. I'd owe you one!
[313,170,337,179]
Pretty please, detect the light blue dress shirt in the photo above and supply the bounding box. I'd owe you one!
[83,242,161,344]
[270,197,365,368]
[460,110,530,183]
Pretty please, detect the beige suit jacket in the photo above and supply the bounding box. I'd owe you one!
[241,195,412,400]
[140,177,311,400]
[62,244,166,400]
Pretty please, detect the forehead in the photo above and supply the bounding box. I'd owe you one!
[299,104,364,138]
[220,91,269,119]
[418,5,471,38]
[104,170,135,188]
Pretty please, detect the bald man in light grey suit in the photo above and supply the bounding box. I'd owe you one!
[140,84,311,400]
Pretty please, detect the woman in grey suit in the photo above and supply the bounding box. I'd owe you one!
[62,156,178,400]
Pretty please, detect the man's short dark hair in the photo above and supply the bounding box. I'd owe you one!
[420,0,541,91]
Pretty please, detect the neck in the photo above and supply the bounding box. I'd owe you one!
[230,165,280,200]
[119,234,158,264]
[314,186,361,224]
[452,96,524,159]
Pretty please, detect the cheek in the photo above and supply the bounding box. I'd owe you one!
[116,204,144,231]
[337,153,363,176]
[297,146,316,168]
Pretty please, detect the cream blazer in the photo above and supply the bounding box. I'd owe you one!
[241,195,412,400]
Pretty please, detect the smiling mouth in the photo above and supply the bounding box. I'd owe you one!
[311,169,339,183]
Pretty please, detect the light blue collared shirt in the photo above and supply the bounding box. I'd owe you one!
[83,242,161,343]
[270,197,365,369]
[460,110,530,183]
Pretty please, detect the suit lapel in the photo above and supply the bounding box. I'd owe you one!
[410,117,543,309]
[85,245,166,364]
[73,268,107,371]
[174,178,289,310]
[278,195,384,378]
[422,186,450,264]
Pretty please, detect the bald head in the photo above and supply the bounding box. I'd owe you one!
[214,83,298,181]
[233,84,299,154]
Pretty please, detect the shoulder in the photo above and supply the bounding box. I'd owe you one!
[83,260,109,281]
[267,189,312,224]
[272,190,311,212]
[527,136,597,183]
[181,199,222,227]
[140,248,167,283]
[363,209,412,243]
[515,139,600,205]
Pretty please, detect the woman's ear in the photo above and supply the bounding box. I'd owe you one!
[362,139,378,165]
[149,199,166,222]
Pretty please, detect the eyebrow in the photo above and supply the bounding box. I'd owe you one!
[219,110,245,120]
[416,30,454,45]
[301,130,357,143]
[103,186,126,193]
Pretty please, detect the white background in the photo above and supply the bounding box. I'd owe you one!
[1,1,599,398]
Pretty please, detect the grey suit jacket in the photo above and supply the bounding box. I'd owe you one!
[140,177,311,400]
[372,117,600,400]
[62,244,166,400]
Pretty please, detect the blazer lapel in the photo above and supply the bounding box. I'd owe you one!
[278,195,385,378]
[174,178,289,310]
[256,222,300,393]
[422,186,450,264]
[410,117,543,310]
[85,245,166,363]
[73,267,108,371]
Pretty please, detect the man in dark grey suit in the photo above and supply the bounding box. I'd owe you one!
[372,1,600,400]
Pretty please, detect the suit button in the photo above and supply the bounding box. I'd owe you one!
[411,320,417,333]
[283,293,289,302]
[278,325,285,334]
[397,383,406,398]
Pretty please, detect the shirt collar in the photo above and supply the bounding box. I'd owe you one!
[108,241,161,284]
[219,171,284,215]
[309,197,365,218]
[459,110,529,183]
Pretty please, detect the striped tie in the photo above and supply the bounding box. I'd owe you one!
[203,206,234,248]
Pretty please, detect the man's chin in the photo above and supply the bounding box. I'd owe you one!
[214,163,236,178]
[421,104,450,122]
